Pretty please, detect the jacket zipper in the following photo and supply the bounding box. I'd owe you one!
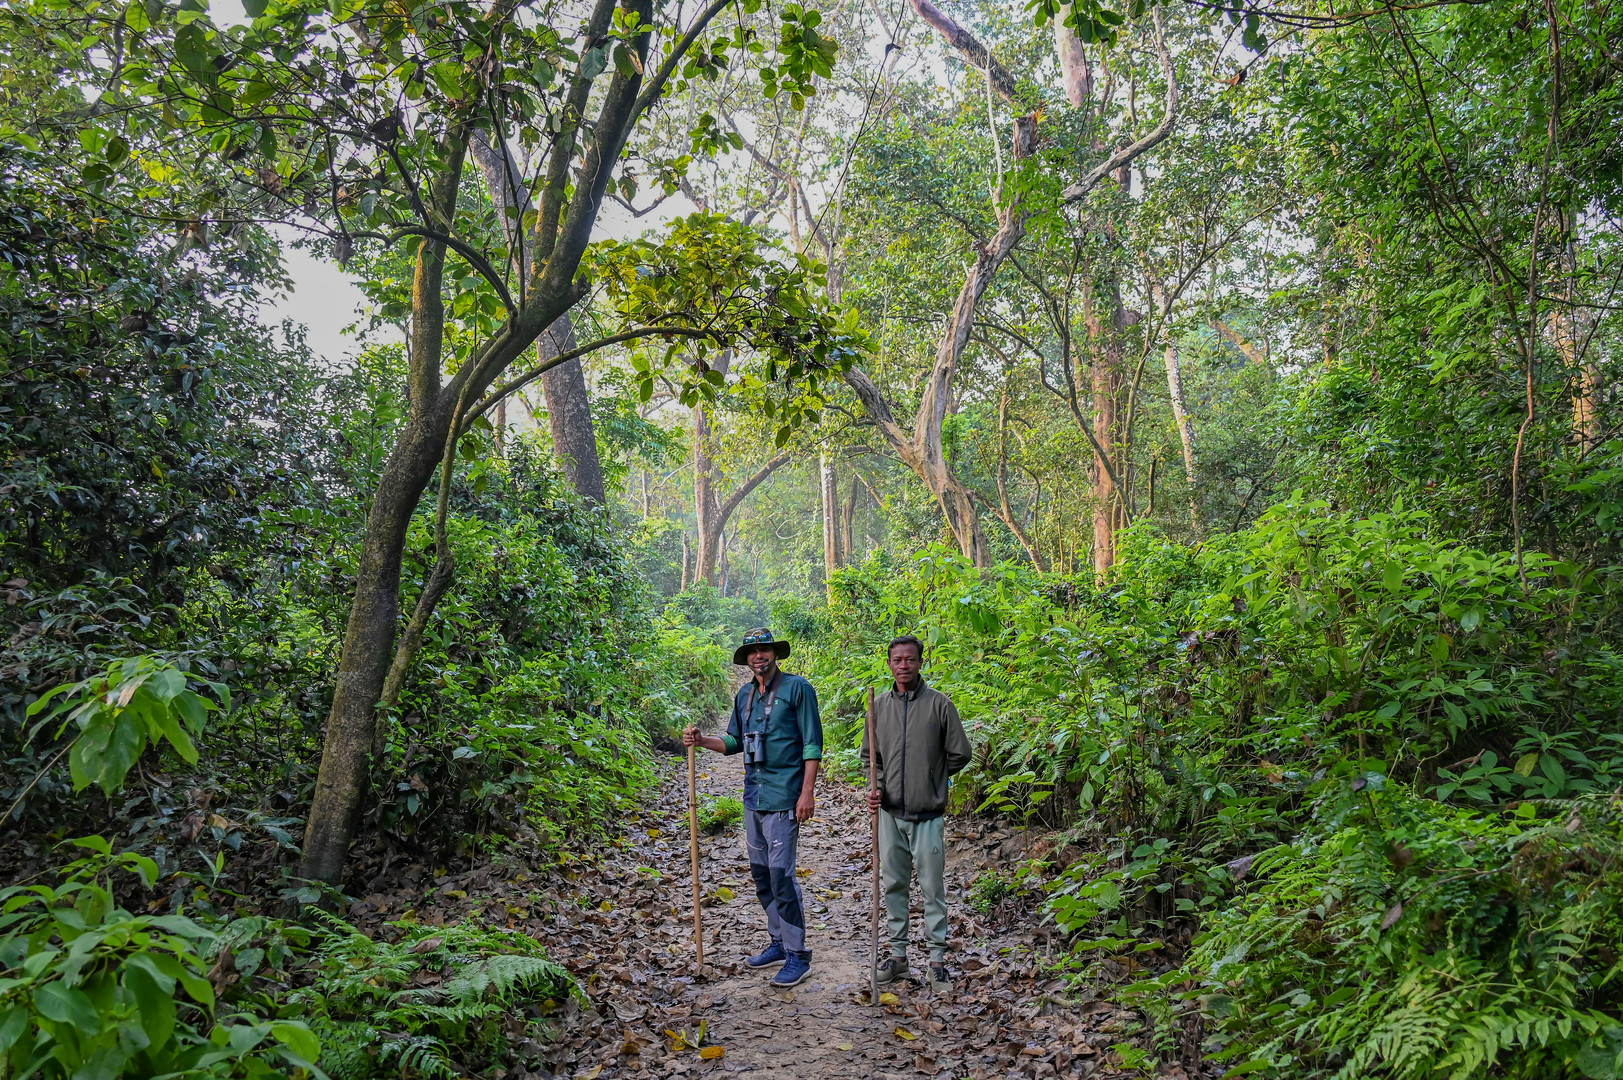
[899,691,910,817]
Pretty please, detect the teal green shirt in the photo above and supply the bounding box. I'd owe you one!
[723,671,822,813]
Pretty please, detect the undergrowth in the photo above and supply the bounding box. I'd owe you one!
[794,498,1623,1076]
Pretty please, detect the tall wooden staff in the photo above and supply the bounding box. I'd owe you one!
[867,687,880,1007]
[687,740,704,969]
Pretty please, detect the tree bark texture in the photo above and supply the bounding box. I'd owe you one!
[535,315,607,504]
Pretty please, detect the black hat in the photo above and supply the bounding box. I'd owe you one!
[733,627,791,666]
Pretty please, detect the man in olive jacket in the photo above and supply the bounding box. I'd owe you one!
[861,634,972,991]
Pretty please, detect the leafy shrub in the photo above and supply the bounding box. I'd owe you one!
[22,657,227,798]
[291,920,578,1080]
[698,795,744,833]
[1176,792,1623,1078]
[969,871,1014,913]
[793,499,1623,1072]
[0,837,320,1079]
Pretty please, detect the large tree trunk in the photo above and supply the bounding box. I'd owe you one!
[1054,4,1092,107]
[304,415,452,881]
[535,315,606,503]
[470,135,606,505]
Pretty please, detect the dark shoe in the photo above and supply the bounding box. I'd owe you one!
[929,964,951,992]
[771,954,811,988]
[876,955,910,984]
[746,941,787,968]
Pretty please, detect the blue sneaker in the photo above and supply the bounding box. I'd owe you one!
[746,941,787,969]
[771,953,811,988]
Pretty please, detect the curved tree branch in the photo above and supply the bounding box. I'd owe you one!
[353,226,515,315]
[1060,6,1178,205]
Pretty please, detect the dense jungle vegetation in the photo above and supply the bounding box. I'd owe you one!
[2,0,1622,1073]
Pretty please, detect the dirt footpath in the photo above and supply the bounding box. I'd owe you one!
[489,745,1174,1080]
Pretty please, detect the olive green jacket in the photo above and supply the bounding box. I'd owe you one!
[859,680,972,821]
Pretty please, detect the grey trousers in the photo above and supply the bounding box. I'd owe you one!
[879,811,948,962]
[744,808,807,957]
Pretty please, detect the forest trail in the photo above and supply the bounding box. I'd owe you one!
[494,743,1171,1080]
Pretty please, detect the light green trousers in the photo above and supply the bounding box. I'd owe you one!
[879,811,948,962]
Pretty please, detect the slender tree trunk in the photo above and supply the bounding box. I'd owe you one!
[821,452,840,596]
[1088,282,1129,574]
[842,475,859,564]
[996,381,1046,570]
[693,354,728,585]
[680,533,691,590]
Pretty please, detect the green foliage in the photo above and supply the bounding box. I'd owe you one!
[795,497,1623,1073]
[292,920,577,1080]
[969,871,1014,913]
[24,658,226,797]
[1181,793,1623,1078]
[698,794,744,833]
[0,837,320,1079]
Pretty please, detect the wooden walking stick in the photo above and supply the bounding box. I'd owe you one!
[687,739,704,970]
[867,687,880,1007]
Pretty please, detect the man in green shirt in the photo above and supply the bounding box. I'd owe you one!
[684,628,823,988]
[861,634,972,992]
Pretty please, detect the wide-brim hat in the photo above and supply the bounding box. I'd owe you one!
[733,627,791,666]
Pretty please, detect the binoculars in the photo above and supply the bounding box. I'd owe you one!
[743,729,766,764]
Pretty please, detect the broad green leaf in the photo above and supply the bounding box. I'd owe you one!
[34,982,101,1034]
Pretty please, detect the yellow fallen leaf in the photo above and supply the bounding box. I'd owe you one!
[894,1026,918,1040]
[836,1042,855,1051]
[796,867,814,877]
[711,886,735,902]
[647,829,662,838]
[880,992,900,1006]
[576,1068,602,1080]
[698,1046,725,1060]
[600,899,613,911]
[445,889,466,899]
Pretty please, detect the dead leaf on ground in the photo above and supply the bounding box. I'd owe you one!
[895,1026,919,1040]
[880,992,900,1005]
[698,1046,725,1060]
[836,1042,855,1051]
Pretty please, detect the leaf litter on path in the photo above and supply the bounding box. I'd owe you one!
[386,731,1191,1078]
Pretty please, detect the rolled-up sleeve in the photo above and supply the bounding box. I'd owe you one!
[798,679,823,760]
[721,690,742,755]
